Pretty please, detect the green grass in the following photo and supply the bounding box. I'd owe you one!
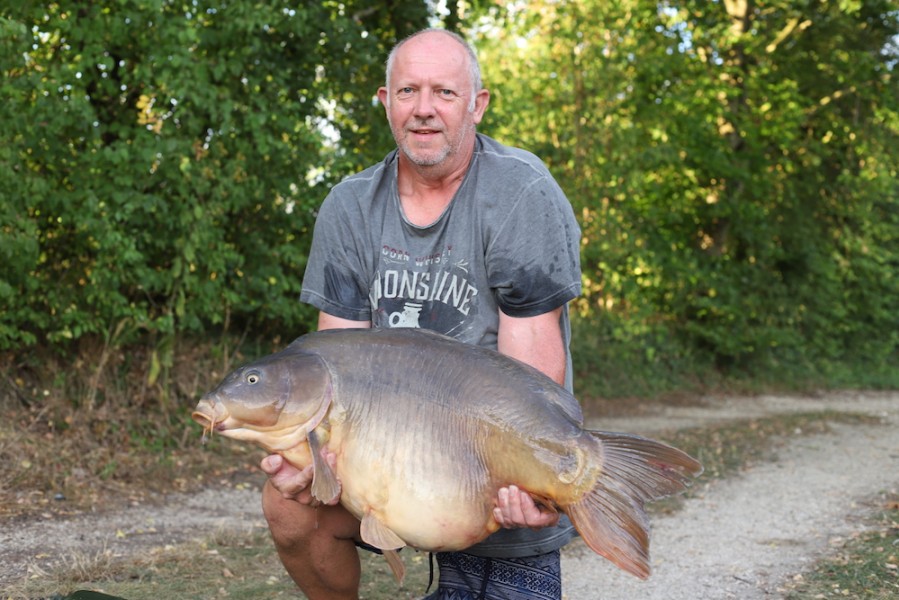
[784,491,899,599]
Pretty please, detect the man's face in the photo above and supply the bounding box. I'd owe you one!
[378,33,488,171]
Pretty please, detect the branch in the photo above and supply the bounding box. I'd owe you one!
[766,17,813,54]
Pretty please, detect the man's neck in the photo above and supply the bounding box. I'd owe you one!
[396,142,475,227]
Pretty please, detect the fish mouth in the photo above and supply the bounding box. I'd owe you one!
[191,410,220,429]
[192,396,228,443]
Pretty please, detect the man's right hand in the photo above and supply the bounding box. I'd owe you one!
[260,454,341,506]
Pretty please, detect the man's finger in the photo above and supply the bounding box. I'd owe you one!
[259,454,283,475]
[505,485,522,521]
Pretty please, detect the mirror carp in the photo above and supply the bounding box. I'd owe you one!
[192,328,702,581]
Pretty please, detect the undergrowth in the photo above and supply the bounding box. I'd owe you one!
[569,317,899,401]
[0,336,277,518]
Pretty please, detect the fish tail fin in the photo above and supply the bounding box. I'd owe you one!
[566,431,702,579]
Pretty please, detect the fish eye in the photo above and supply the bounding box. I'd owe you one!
[246,372,261,385]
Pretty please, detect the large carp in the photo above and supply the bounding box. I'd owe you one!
[192,328,701,580]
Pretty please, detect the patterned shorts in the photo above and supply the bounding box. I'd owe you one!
[420,550,562,600]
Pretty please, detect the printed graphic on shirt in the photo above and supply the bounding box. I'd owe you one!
[370,243,479,334]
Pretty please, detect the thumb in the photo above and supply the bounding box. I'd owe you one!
[260,454,283,474]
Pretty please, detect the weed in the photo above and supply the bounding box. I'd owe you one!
[783,491,899,599]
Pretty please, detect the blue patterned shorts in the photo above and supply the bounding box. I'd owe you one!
[420,550,562,600]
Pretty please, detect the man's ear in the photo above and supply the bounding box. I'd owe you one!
[472,88,490,124]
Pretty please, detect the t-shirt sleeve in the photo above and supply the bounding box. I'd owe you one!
[487,175,582,317]
[299,191,373,321]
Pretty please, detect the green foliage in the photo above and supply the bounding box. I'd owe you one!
[1,0,897,397]
[477,0,899,380]
[0,1,431,353]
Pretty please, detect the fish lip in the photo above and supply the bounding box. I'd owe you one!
[192,409,211,424]
[192,395,229,430]
[191,410,224,430]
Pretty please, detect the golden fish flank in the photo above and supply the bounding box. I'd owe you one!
[192,328,702,581]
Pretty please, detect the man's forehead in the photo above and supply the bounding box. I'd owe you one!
[393,33,468,74]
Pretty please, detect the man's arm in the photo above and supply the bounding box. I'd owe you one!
[497,307,566,385]
[318,312,371,331]
[494,306,568,528]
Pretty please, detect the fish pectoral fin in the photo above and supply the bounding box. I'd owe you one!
[383,549,406,584]
[360,513,406,551]
[307,429,341,504]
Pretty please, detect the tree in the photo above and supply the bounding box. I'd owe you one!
[0,1,431,352]
[474,0,898,374]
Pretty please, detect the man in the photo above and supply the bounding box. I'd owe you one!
[261,28,582,599]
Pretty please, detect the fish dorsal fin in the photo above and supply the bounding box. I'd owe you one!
[307,429,341,504]
[383,549,406,584]
[360,512,406,551]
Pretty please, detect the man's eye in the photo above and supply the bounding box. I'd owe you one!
[437,89,455,97]
[397,87,414,96]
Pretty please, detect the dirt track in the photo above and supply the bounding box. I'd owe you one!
[2,391,897,599]
[564,391,898,599]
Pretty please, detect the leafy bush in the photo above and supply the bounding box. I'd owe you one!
[0,2,430,352]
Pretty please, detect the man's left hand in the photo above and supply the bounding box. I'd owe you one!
[493,485,560,529]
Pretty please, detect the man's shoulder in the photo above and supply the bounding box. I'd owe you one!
[322,152,397,214]
[474,134,550,176]
[332,151,397,192]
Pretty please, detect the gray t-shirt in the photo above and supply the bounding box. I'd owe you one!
[300,133,583,557]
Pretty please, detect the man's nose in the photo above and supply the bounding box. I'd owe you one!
[412,90,437,117]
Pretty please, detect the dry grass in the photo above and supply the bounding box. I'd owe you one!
[5,527,433,600]
[0,337,273,519]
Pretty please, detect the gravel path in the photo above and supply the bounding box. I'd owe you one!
[2,391,896,599]
[564,391,899,599]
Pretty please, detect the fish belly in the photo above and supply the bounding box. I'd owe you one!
[332,423,501,551]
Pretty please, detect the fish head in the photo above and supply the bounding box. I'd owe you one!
[192,347,332,453]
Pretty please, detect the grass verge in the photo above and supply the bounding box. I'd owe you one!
[4,528,433,600]
[783,491,899,600]
[5,410,887,599]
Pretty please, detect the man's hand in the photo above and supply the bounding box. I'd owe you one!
[260,453,341,506]
[493,485,560,529]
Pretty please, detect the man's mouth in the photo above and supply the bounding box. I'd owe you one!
[407,120,443,136]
